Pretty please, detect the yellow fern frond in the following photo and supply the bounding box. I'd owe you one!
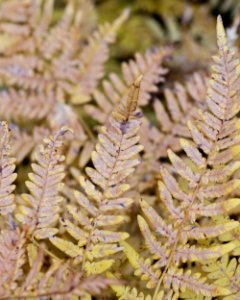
[50,77,143,275]
[202,254,240,298]
[122,16,240,300]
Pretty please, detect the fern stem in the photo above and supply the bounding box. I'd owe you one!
[78,112,96,142]
[81,132,125,272]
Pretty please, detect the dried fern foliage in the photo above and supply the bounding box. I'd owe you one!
[0,1,240,299]
[0,0,129,172]
[50,76,144,276]
[121,16,240,300]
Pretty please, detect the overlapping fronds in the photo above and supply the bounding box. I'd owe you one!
[0,234,115,299]
[202,254,240,299]
[71,8,130,104]
[16,127,68,239]
[0,2,240,298]
[0,121,16,215]
[14,256,114,299]
[141,72,207,160]
[122,16,240,299]
[133,73,208,192]
[50,77,143,275]
[10,124,50,164]
[0,0,127,105]
[0,89,55,123]
[0,0,128,184]
[84,47,171,124]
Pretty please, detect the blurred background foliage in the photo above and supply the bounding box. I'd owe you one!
[92,0,240,78]
[23,0,240,78]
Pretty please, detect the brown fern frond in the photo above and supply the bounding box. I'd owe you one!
[0,89,55,123]
[84,47,171,124]
[131,73,207,192]
[10,125,50,164]
[71,8,130,104]
[0,228,26,297]
[0,121,16,215]
[0,0,124,106]
[50,77,143,275]
[140,72,207,161]
[15,127,69,239]
[48,103,88,166]
[0,240,115,299]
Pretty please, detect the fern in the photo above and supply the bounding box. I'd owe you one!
[16,127,69,239]
[71,8,130,104]
[0,233,115,299]
[135,72,207,192]
[0,2,239,298]
[0,0,126,104]
[122,16,240,299]
[0,121,16,215]
[143,72,207,158]
[0,0,128,181]
[0,88,55,123]
[202,254,240,299]
[50,76,144,275]
[0,228,25,297]
[84,47,171,124]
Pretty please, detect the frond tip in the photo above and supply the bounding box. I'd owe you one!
[113,75,143,122]
[217,15,228,50]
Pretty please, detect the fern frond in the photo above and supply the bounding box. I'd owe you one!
[71,8,130,104]
[112,284,165,300]
[16,127,68,239]
[10,125,50,164]
[39,0,83,59]
[202,254,240,298]
[152,15,240,297]
[0,121,16,215]
[0,240,115,299]
[50,77,143,275]
[84,47,170,123]
[121,240,226,298]
[0,228,26,297]
[164,267,229,297]
[0,0,124,107]
[140,72,207,160]
[0,89,55,123]
[123,16,240,299]
[48,102,88,166]
[132,73,207,192]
